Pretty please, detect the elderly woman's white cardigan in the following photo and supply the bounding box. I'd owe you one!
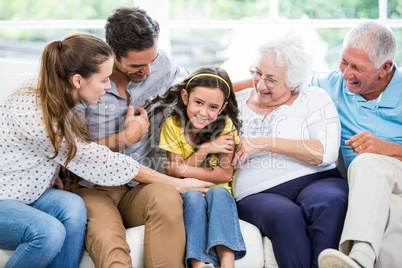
[233,86,340,202]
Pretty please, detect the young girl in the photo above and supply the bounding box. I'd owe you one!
[148,66,246,268]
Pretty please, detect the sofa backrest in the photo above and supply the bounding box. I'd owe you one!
[0,58,39,102]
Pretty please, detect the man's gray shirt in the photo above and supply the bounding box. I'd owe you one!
[75,50,188,186]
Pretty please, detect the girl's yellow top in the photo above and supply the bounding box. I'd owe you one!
[159,116,239,194]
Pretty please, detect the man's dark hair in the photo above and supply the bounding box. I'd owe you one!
[105,7,160,61]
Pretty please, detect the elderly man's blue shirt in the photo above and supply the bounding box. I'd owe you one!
[310,67,402,169]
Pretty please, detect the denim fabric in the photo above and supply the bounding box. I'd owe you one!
[237,169,348,268]
[0,188,87,268]
[182,186,246,268]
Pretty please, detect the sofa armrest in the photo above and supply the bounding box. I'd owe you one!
[236,220,265,268]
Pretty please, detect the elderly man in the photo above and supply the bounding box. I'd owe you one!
[311,21,402,268]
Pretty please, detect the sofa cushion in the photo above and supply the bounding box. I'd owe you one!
[0,249,13,267]
[1,220,267,268]
[263,237,279,268]
[236,220,265,268]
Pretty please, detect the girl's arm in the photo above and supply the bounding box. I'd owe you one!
[182,135,235,167]
[165,150,235,184]
[134,164,215,194]
[160,117,235,183]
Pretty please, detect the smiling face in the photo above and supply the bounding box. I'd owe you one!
[252,53,295,108]
[181,86,227,130]
[340,45,384,97]
[113,45,158,83]
[74,57,113,105]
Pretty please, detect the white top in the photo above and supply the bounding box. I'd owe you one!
[0,77,140,204]
[233,87,340,201]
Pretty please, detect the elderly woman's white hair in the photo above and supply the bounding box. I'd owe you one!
[343,20,396,69]
[256,31,313,93]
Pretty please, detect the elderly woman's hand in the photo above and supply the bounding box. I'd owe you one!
[232,137,267,166]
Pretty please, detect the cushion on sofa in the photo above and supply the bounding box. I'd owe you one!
[1,220,271,268]
[263,237,279,268]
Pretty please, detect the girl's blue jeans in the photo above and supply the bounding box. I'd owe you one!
[182,186,246,268]
[0,188,87,268]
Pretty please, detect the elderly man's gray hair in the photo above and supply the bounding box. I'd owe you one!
[343,20,396,69]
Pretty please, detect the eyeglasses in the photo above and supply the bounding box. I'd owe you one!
[249,66,284,88]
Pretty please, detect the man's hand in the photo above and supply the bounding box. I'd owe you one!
[346,131,390,155]
[93,106,150,151]
[123,106,150,145]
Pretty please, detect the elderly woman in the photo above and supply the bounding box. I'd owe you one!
[232,32,348,268]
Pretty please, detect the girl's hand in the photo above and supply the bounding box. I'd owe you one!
[200,134,235,154]
[232,137,266,166]
[164,161,188,177]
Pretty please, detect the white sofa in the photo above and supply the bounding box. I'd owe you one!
[0,221,277,268]
[0,58,278,268]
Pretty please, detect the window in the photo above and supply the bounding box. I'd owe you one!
[164,0,402,78]
[1,0,402,80]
